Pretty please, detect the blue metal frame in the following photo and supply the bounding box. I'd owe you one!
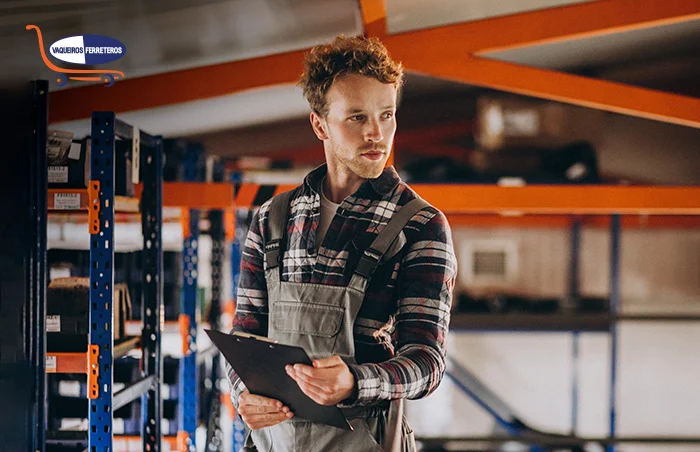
[608,215,621,452]
[89,111,117,451]
[178,144,201,451]
[141,132,164,451]
[569,218,581,434]
[0,80,48,452]
[33,80,49,452]
[204,158,226,451]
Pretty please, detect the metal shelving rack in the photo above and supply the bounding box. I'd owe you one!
[44,112,164,451]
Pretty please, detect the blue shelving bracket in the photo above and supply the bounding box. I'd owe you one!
[178,144,201,452]
[89,111,117,452]
[141,132,164,451]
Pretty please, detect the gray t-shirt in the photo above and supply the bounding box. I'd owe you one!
[317,181,341,250]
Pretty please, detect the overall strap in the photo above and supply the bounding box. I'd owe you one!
[354,197,430,280]
[263,190,293,271]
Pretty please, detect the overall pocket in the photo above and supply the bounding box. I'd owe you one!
[271,301,345,358]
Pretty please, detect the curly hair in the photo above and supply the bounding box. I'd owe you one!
[298,35,404,117]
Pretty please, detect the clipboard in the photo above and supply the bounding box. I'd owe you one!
[204,329,352,431]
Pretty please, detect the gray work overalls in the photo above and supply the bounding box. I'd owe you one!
[244,190,426,452]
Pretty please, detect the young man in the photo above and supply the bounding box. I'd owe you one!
[227,35,457,451]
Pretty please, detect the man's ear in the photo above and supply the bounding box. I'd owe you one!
[310,111,329,141]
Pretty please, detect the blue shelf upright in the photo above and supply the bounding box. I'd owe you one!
[78,113,164,451]
[178,144,202,452]
[89,112,118,452]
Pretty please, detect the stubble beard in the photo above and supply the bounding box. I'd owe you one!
[331,142,388,180]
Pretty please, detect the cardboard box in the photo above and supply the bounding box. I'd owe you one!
[48,135,89,189]
[46,277,132,352]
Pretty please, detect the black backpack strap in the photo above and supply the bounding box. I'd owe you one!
[263,190,293,270]
[354,197,430,279]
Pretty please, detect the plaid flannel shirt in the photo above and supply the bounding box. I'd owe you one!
[227,164,457,407]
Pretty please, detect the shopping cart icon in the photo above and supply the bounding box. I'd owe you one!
[26,24,125,87]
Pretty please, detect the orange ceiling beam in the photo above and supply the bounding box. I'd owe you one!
[49,49,306,124]
[359,0,387,38]
[392,55,700,129]
[384,0,700,55]
[48,0,700,127]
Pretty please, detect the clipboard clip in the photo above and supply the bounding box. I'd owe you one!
[232,331,279,344]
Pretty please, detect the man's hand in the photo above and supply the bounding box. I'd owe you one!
[237,390,293,430]
[285,355,355,406]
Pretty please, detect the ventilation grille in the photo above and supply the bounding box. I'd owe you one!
[462,239,518,285]
[473,250,507,277]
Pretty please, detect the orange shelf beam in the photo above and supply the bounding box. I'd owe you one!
[116,436,177,449]
[414,185,700,215]
[46,345,99,398]
[359,0,387,38]
[48,189,140,213]
[445,214,700,229]
[231,183,700,215]
[135,182,234,209]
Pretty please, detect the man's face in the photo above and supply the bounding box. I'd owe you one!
[312,74,397,179]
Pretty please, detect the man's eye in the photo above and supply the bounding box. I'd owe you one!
[349,115,364,121]
[382,112,394,119]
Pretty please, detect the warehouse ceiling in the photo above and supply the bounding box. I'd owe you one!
[4,0,698,136]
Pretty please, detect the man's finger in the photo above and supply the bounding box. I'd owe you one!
[296,379,333,405]
[241,392,282,408]
[238,404,285,416]
[242,411,293,430]
[288,369,330,392]
[290,363,335,379]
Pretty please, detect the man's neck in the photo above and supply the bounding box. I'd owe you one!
[323,170,364,204]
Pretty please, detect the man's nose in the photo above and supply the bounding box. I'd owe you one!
[364,118,383,142]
